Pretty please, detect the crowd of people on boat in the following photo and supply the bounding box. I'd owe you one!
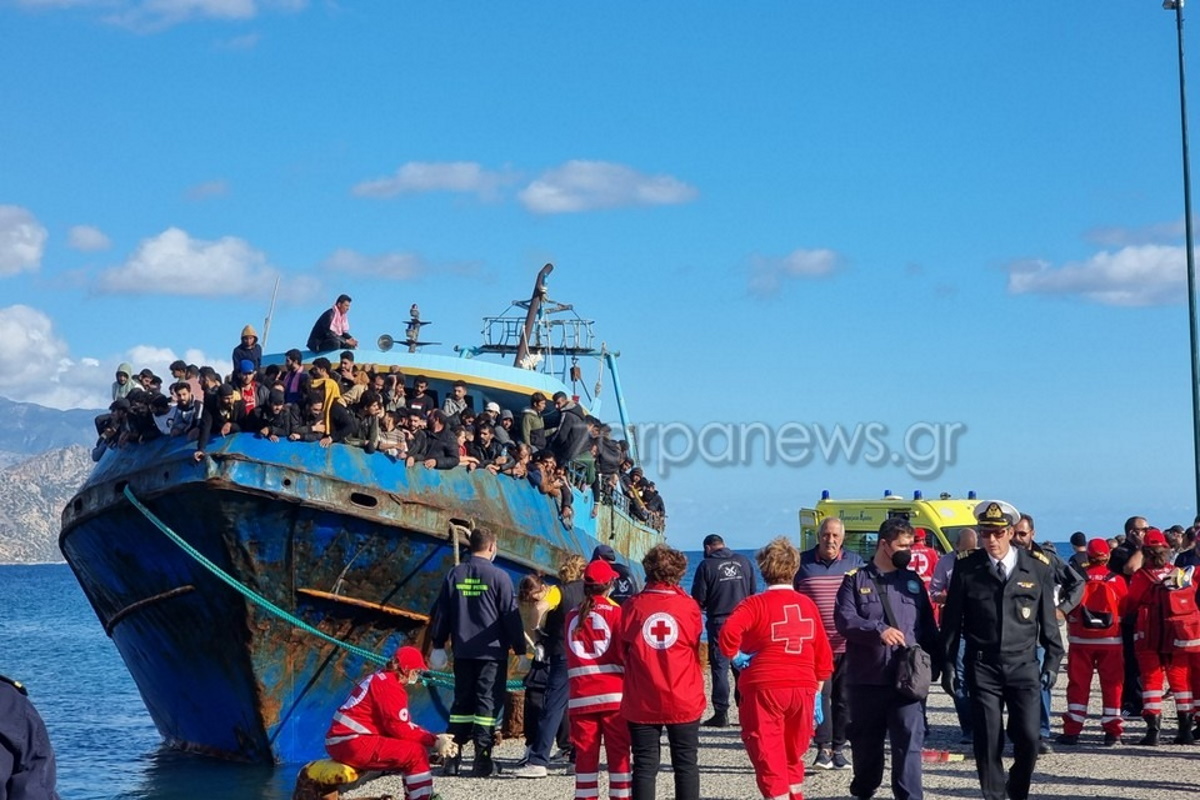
[92,314,666,531]
[307,502,1200,800]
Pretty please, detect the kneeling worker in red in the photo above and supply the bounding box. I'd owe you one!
[325,646,457,800]
[719,536,833,800]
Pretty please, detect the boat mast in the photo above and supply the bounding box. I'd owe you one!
[514,263,553,368]
[604,349,638,464]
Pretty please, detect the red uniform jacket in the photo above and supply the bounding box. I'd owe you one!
[1128,565,1200,653]
[325,671,437,748]
[717,585,833,691]
[566,597,625,715]
[1065,564,1126,644]
[908,542,938,588]
[617,583,705,724]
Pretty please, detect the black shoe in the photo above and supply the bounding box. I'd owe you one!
[1037,739,1053,755]
[473,751,500,777]
[1137,715,1161,746]
[1102,731,1121,747]
[701,712,729,728]
[441,755,461,777]
[1173,714,1195,745]
[1054,733,1079,746]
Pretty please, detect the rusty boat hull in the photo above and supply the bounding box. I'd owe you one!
[59,433,660,764]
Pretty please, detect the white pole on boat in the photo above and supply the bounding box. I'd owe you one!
[261,277,281,350]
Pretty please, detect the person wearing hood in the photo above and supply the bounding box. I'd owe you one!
[112,362,135,401]
[232,325,262,372]
[691,534,755,728]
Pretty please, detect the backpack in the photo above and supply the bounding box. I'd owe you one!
[1079,575,1120,630]
[1145,575,1200,652]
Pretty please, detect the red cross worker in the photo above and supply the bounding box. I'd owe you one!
[719,538,833,800]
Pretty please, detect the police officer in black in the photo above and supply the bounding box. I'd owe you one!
[691,533,756,727]
[834,517,939,800]
[591,545,641,606]
[0,674,59,799]
[940,501,1063,800]
[429,527,525,777]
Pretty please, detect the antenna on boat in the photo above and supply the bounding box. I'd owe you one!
[377,304,439,352]
[261,277,280,349]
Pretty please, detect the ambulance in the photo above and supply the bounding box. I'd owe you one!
[799,490,983,565]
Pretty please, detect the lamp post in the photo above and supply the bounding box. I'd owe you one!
[1165,0,1200,514]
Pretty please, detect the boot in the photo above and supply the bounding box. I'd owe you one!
[1137,714,1161,746]
[1174,714,1196,745]
[441,754,461,776]
[473,747,499,777]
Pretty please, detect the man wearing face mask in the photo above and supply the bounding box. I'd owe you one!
[323,645,458,799]
[834,517,939,800]
[429,527,525,778]
[940,501,1063,800]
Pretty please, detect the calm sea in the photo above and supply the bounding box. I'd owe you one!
[0,564,294,800]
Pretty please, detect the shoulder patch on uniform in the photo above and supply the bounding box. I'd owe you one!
[845,568,858,577]
[1032,551,1050,565]
[957,550,972,559]
[0,675,26,695]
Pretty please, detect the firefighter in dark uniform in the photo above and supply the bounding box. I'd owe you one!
[0,674,60,799]
[940,501,1063,800]
[429,527,525,778]
[834,517,939,800]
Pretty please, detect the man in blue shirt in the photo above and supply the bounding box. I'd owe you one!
[691,534,755,728]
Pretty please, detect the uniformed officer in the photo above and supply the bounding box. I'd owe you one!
[835,517,939,800]
[0,674,60,799]
[940,501,1064,800]
[429,527,525,777]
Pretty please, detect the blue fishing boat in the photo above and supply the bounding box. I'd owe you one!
[58,265,663,764]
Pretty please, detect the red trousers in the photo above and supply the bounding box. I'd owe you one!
[738,684,816,800]
[326,737,433,800]
[1137,651,1193,716]
[1062,640,1123,735]
[569,709,631,800]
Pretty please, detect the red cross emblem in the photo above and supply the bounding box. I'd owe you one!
[569,611,613,660]
[771,604,815,654]
[642,612,679,650]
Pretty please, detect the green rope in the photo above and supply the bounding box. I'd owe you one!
[123,486,526,691]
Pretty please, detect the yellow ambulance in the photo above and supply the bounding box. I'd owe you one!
[799,490,982,562]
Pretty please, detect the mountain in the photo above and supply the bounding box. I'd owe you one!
[0,396,100,458]
[0,446,93,563]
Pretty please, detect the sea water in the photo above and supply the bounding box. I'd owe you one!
[0,564,294,800]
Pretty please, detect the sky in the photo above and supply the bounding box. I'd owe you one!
[2,2,1199,548]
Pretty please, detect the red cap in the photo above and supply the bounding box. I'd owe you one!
[1086,538,1110,558]
[394,646,426,672]
[584,559,619,585]
[913,527,928,542]
[1143,528,1168,548]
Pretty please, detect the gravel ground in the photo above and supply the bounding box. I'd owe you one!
[339,673,1200,800]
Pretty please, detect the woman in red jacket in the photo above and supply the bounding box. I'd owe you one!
[617,544,705,800]
[719,536,833,800]
[566,559,630,800]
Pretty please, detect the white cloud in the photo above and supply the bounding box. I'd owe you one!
[321,248,425,280]
[67,224,112,252]
[352,161,516,200]
[1006,244,1185,307]
[748,248,842,297]
[96,226,280,298]
[185,179,230,200]
[517,160,698,214]
[0,205,47,276]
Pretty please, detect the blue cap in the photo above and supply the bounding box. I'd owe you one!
[239,359,256,374]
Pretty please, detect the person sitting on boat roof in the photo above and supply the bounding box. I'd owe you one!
[231,324,262,372]
[324,645,457,800]
[166,381,203,439]
[442,380,469,423]
[407,410,460,469]
[281,349,311,406]
[495,407,515,445]
[235,360,268,415]
[468,419,508,475]
[246,389,291,443]
[406,375,437,414]
[521,392,548,449]
[194,383,245,461]
[307,293,358,353]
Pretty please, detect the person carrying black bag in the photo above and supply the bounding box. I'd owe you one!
[834,517,939,800]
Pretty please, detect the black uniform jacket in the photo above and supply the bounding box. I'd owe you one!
[939,547,1064,676]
